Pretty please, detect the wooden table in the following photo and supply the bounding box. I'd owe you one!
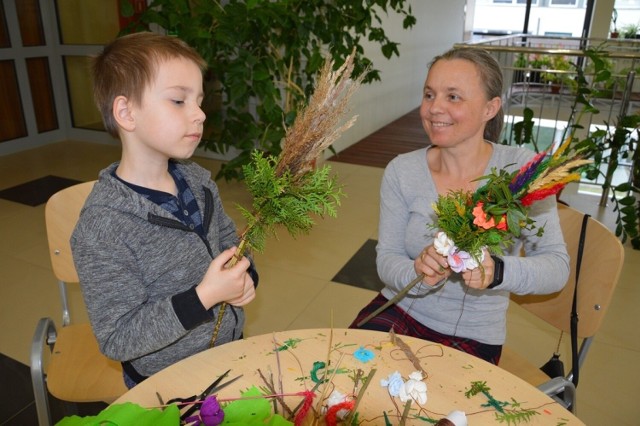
[115,328,584,425]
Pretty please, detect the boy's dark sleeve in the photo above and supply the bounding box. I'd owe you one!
[171,286,212,330]
[171,259,257,330]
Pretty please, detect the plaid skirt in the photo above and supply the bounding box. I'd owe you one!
[349,293,502,365]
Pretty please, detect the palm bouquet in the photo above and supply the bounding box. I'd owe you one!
[211,50,365,345]
[358,139,591,326]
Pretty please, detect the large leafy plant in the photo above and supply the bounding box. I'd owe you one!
[567,48,640,249]
[506,45,640,249]
[120,0,416,181]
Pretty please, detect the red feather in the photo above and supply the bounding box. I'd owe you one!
[520,183,565,206]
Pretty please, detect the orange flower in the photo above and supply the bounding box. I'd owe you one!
[472,202,507,231]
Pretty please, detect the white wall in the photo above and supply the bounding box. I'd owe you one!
[329,0,466,155]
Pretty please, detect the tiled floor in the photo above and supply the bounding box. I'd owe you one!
[1,140,638,425]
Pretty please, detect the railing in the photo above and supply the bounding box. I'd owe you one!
[455,35,640,197]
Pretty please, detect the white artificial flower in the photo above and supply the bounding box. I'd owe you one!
[398,371,427,404]
[380,371,404,397]
[434,232,456,256]
[407,371,423,381]
[444,410,468,426]
[462,250,484,271]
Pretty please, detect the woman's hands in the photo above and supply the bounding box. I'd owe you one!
[461,248,496,289]
[415,245,452,286]
[416,246,497,289]
[196,246,256,309]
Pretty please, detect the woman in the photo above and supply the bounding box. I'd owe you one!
[350,47,569,364]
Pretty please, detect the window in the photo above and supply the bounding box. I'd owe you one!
[492,0,539,4]
[550,0,577,5]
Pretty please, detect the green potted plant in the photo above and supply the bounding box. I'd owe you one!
[512,53,528,83]
[540,55,576,93]
[529,54,553,84]
[610,8,619,38]
[620,22,640,39]
[120,0,416,181]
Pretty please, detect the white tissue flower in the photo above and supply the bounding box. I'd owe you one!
[434,232,455,256]
[380,371,404,397]
[463,249,484,270]
[445,410,468,426]
[398,371,427,405]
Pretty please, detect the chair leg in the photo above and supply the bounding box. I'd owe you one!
[31,318,57,426]
[538,376,577,414]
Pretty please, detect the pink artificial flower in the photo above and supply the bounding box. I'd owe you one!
[447,250,471,273]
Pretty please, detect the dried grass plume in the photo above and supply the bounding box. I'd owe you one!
[276,49,365,177]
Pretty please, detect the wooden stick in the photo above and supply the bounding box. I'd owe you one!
[356,274,425,327]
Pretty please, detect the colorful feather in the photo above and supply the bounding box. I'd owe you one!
[520,183,566,206]
[527,158,592,193]
[552,136,573,159]
[508,150,549,194]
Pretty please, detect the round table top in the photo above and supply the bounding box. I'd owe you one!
[115,328,584,425]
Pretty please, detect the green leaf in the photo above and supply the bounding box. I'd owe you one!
[56,402,180,426]
[119,0,134,18]
[381,42,400,59]
[618,195,636,205]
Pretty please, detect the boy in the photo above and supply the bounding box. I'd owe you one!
[71,32,257,388]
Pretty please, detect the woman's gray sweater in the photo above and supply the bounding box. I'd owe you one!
[377,144,570,345]
[71,161,246,377]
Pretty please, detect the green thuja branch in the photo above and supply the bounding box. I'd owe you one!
[495,408,540,425]
[238,151,343,253]
[466,381,540,425]
[465,381,508,413]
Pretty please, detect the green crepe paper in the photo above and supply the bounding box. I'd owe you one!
[221,386,292,426]
[55,402,180,426]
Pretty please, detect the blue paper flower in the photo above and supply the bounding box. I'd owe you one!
[353,346,375,363]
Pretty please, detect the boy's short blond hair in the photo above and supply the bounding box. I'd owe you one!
[92,32,207,138]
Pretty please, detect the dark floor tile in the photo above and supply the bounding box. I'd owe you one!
[0,352,108,425]
[0,176,82,207]
[332,239,384,291]
[0,354,34,424]
[1,402,38,426]
[49,398,108,424]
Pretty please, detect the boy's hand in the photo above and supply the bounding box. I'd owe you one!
[196,247,256,309]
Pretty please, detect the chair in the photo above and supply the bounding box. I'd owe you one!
[30,181,127,426]
[499,203,625,414]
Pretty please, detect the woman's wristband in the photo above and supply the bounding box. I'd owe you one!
[487,255,504,289]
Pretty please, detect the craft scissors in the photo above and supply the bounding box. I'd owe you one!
[164,369,243,419]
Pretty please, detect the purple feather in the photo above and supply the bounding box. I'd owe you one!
[509,152,547,193]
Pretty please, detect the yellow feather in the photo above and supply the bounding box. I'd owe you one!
[536,172,582,190]
[528,159,592,192]
[552,136,573,159]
